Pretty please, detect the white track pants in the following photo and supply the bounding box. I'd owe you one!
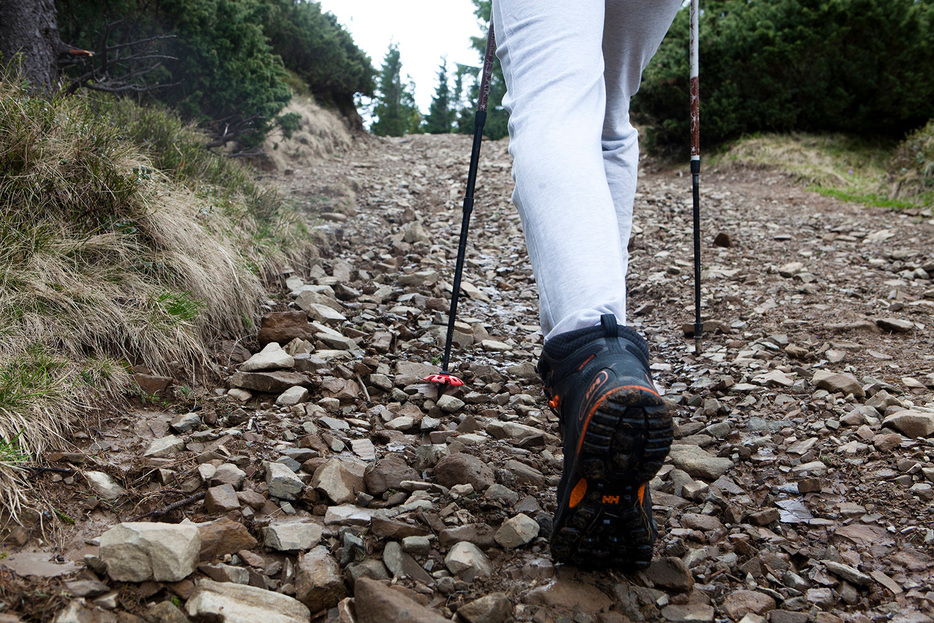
[492,0,682,340]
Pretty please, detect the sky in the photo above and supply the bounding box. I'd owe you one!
[316,0,484,112]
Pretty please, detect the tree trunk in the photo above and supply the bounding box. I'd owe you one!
[0,0,63,92]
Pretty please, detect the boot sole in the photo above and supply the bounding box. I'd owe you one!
[551,386,672,569]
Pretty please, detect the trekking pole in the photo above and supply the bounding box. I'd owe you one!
[690,0,703,354]
[425,21,497,387]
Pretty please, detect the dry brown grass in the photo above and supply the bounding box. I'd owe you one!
[257,95,353,173]
[0,76,316,519]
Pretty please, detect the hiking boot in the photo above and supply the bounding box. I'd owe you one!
[538,314,672,569]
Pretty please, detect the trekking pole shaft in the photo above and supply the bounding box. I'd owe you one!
[442,110,486,372]
[440,24,496,372]
[690,0,703,351]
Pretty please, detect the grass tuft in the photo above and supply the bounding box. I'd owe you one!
[0,74,317,519]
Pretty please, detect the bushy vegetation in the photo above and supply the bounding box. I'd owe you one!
[263,0,374,117]
[890,120,934,205]
[55,0,374,145]
[0,75,312,508]
[370,44,421,137]
[635,0,934,154]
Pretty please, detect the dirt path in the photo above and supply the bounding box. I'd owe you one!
[3,132,933,622]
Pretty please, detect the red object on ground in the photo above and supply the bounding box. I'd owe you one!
[424,373,464,387]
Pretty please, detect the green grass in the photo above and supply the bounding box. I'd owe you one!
[711,131,934,211]
[0,431,28,467]
[807,187,921,210]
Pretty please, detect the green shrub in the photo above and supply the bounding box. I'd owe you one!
[57,0,292,145]
[262,0,374,116]
[890,119,934,203]
[634,0,934,154]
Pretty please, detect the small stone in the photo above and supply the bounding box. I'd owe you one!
[805,588,835,608]
[713,232,732,247]
[503,459,546,487]
[237,490,266,509]
[204,484,240,514]
[364,455,419,496]
[456,592,512,623]
[778,262,804,277]
[197,517,258,561]
[276,386,309,406]
[525,578,613,613]
[264,521,323,551]
[353,577,449,623]
[438,524,497,549]
[169,412,201,434]
[445,541,493,579]
[211,463,247,489]
[266,461,305,500]
[770,611,809,623]
[257,311,317,346]
[146,601,191,623]
[660,604,715,623]
[240,342,295,372]
[199,562,250,585]
[823,560,871,586]
[437,394,465,413]
[312,458,365,504]
[296,546,346,614]
[143,435,185,458]
[493,514,540,549]
[63,579,110,597]
[401,536,431,556]
[748,508,780,526]
[381,541,433,584]
[645,557,694,592]
[100,522,200,582]
[227,388,252,402]
[480,339,512,352]
[229,370,311,394]
[909,482,934,500]
[883,409,934,438]
[668,444,734,480]
[84,471,127,500]
[351,438,377,461]
[434,453,495,491]
[876,317,914,333]
[304,302,346,324]
[722,590,776,620]
[811,370,865,398]
[187,578,310,623]
[484,483,519,506]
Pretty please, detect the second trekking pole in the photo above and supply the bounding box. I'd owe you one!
[425,22,497,387]
[690,0,704,353]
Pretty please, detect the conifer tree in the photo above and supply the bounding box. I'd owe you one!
[424,58,452,134]
[371,44,421,136]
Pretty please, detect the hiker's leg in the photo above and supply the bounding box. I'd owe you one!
[602,0,682,296]
[493,0,624,340]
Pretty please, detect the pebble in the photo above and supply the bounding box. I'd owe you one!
[493,513,540,548]
[266,461,305,500]
[445,541,493,579]
[99,522,200,582]
[186,579,310,623]
[263,521,322,551]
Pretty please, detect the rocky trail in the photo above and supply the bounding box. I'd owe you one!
[2,132,934,623]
